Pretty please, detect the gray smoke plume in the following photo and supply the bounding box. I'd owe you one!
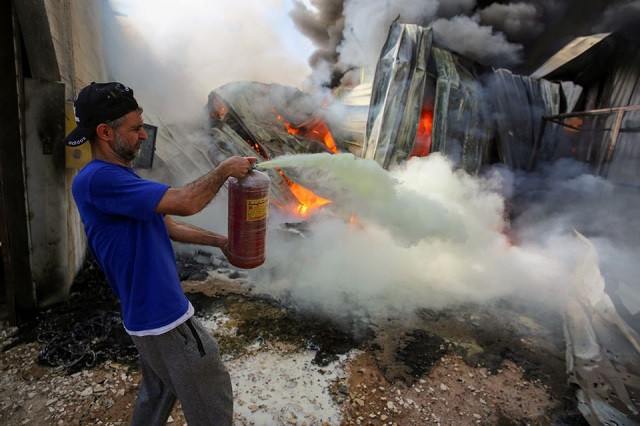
[437,0,476,18]
[289,0,345,72]
[594,0,640,38]
[508,159,640,321]
[476,2,544,41]
[290,0,637,86]
[430,15,524,67]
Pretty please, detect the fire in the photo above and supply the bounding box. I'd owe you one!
[411,107,433,157]
[210,98,227,120]
[565,117,584,132]
[349,214,364,230]
[279,171,331,216]
[213,103,334,217]
[276,114,339,154]
[269,110,337,215]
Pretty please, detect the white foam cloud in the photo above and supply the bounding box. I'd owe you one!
[252,154,571,319]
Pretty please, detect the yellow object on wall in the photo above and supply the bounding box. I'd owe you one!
[64,101,91,169]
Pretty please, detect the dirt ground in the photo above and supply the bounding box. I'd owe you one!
[0,256,587,425]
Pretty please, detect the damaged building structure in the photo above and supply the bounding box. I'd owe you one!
[202,22,640,424]
[359,23,640,425]
[1,1,639,424]
[361,23,640,183]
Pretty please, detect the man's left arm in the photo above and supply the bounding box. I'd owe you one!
[164,215,229,256]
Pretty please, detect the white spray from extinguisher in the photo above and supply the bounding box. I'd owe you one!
[255,152,571,319]
[257,152,467,246]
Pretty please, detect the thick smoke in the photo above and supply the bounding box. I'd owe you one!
[260,153,468,245]
[101,1,640,326]
[290,0,636,86]
[253,154,572,319]
[594,0,640,38]
[509,159,640,306]
[430,15,523,67]
[246,154,640,324]
[476,2,544,41]
[337,0,440,71]
[437,0,476,18]
[105,0,313,120]
[289,0,344,86]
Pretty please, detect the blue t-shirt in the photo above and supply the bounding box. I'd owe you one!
[72,159,192,334]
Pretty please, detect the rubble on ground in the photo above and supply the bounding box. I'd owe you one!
[1,252,586,425]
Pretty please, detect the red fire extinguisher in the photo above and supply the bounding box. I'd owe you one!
[227,166,270,269]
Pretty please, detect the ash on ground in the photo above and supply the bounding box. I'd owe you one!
[0,251,585,425]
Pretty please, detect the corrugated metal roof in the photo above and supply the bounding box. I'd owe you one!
[363,22,432,169]
[531,33,612,80]
[431,47,492,174]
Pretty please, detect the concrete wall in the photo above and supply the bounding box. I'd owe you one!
[13,0,109,309]
[49,0,109,303]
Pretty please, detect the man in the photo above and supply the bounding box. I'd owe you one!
[64,82,253,425]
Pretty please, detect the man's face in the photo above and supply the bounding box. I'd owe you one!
[110,110,147,163]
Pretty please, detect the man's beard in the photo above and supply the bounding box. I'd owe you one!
[112,130,139,163]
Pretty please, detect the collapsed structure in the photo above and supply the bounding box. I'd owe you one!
[530,32,640,184]
[197,22,640,425]
[2,1,638,422]
[355,25,640,425]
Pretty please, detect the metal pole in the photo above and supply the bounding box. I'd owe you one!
[600,108,626,176]
[528,118,547,171]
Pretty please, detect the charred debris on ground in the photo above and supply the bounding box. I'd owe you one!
[2,253,372,372]
[2,252,574,411]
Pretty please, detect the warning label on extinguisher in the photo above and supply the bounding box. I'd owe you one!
[246,197,269,221]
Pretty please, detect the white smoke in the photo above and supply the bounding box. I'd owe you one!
[260,153,468,245]
[337,0,440,71]
[477,2,544,41]
[252,154,573,319]
[101,0,640,326]
[246,154,640,324]
[106,0,313,118]
[430,15,523,67]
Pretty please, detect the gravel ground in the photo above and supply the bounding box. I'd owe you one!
[0,255,587,425]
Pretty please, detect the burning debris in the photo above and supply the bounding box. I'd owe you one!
[5,2,638,424]
[363,21,584,174]
[184,19,640,424]
[206,82,336,216]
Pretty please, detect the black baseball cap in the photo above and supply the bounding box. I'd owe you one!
[63,82,140,146]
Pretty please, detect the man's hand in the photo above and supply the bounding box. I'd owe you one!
[220,156,256,179]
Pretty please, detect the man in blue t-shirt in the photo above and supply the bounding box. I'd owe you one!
[64,82,254,425]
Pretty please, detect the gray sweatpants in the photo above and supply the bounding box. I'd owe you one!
[129,317,233,426]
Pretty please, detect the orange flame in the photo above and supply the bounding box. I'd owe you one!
[276,114,339,154]
[349,214,364,230]
[279,171,331,216]
[220,106,334,217]
[565,117,583,132]
[270,111,337,215]
[411,107,433,157]
[210,98,228,120]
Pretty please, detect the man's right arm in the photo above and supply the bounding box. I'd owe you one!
[156,156,254,216]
